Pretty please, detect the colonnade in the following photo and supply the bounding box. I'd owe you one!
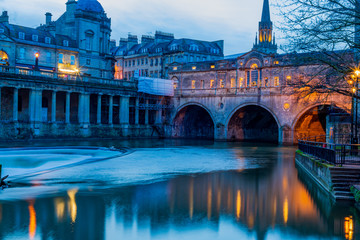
[0,87,163,127]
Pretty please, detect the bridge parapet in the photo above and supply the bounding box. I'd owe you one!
[175,86,286,97]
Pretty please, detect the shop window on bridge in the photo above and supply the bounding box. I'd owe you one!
[191,80,196,89]
[210,79,215,89]
[239,77,244,88]
[250,64,259,87]
[264,77,269,87]
[286,76,292,85]
[220,79,225,88]
[274,77,280,87]
[0,50,9,65]
[231,78,236,88]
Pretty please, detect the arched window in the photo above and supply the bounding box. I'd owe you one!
[250,63,259,87]
[0,50,9,65]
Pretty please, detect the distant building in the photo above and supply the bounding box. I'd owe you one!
[0,0,113,78]
[112,31,224,80]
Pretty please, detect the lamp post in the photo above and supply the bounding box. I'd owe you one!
[34,52,39,71]
[349,69,360,144]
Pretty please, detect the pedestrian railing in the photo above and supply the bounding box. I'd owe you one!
[298,139,360,166]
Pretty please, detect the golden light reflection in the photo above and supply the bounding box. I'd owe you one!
[55,198,65,221]
[344,216,354,240]
[283,198,288,225]
[216,188,221,213]
[189,178,194,219]
[248,214,254,229]
[28,201,36,240]
[207,186,212,220]
[67,189,78,223]
[236,190,241,220]
[272,197,277,228]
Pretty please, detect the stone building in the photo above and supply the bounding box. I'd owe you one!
[168,0,352,144]
[112,31,224,80]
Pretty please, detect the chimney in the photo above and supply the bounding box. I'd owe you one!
[45,12,52,25]
[141,35,155,45]
[127,34,138,49]
[0,11,9,24]
[155,31,174,44]
[119,38,128,47]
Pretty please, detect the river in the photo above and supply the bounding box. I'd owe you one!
[0,139,358,240]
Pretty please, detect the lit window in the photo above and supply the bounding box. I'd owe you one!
[210,79,215,88]
[45,37,51,44]
[210,65,215,69]
[174,82,177,89]
[239,77,244,88]
[274,77,280,86]
[173,66,178,71]
[58,53,63,64]
[192,66,196,70]
[191,80,196,89]
[264,77,269,87]
[70,55,75,65]
[231,78,236,88]
[18,32,25,40]
[220,79,225,88]
[63,40,69,47]
[274,60,279,65]
[19,48,25,59]
[32,35,38,42]
[286,76,292,85]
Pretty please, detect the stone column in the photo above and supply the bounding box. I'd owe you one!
[97,94,102,125]
[78,93,84,124]
[135,97,139,125]
[145,99,149,125]
[155,101,162,124]
[65,92,70,124]
[109,95,113,125]
[51,91,56,123]
[278,126,293,145]
[119,96,129,125]
[13,88,18,122]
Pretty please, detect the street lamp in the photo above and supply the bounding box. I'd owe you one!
[34,52,39,71]
[349,69,360,144]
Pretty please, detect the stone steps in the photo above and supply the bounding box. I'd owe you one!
[329,168,360,200]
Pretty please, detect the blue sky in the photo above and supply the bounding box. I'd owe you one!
[0,0,281,55]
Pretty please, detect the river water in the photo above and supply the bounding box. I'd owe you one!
[0,140,358,240]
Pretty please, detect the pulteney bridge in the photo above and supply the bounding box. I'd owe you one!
[168,51,352,145]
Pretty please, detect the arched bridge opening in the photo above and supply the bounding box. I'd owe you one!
[172,105,214,139]
[227,105,279,143]
[294,105,349,142]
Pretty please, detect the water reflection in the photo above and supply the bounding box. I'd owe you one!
[0,143,359,240]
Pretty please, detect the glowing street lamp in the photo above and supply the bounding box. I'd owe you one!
[349,69,360,144]
[34,52,39,70]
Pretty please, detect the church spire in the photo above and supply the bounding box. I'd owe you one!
[253,0,277,54]
[261,0,271,23]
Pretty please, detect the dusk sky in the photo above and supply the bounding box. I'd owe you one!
[0,0,282,55]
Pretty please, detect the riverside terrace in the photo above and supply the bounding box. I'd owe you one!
[0,65,168,139]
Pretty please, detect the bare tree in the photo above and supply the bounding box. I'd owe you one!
[276,0,360,98]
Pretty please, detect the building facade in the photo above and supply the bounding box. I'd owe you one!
[112,31,224,80]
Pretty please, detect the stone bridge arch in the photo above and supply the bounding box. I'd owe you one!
[291,102,350,142]
[225,103,281,143]
[172,102,216,139]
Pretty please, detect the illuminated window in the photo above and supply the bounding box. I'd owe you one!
[58,53,64,64]
[274,60,279,65]
[286,76,292,85]
[70,55,75,65]
[231,78,236,88]
[264,77,269,87]
[220,79,225,88]
[191,80,196,89]
[250,64,259,87]
[173,66,178,71]
[174,82,177,89]
[274,77,280,86]
[192,66,196,70]
[211,65,215,69]
[239,77,244,88]
[210,79,215,88]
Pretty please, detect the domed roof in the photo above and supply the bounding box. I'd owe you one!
[76,0,104,13]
